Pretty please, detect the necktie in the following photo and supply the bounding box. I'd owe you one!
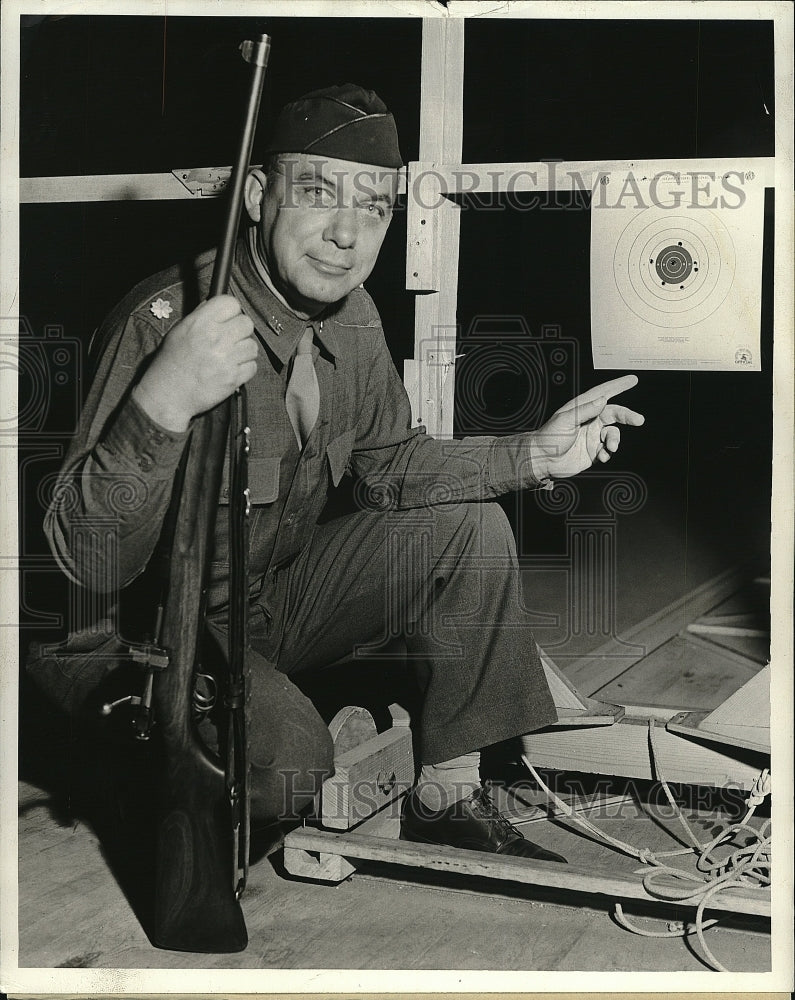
[285,326,320,448]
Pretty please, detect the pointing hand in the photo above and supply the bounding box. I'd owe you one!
[530,375,645,482]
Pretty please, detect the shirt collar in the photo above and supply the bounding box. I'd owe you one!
[231,232,339,366]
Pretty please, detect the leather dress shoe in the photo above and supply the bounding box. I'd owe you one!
[401,785,567,862]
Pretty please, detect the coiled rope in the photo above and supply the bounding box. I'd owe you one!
[521,717,770,973]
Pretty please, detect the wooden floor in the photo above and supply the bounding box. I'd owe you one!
[16,767,770,972]
[14,553,773,973]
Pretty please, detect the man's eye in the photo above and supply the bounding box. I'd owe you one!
[363,203,386,219]
[302,186,333,206]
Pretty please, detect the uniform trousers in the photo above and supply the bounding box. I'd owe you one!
[207,500,556,825]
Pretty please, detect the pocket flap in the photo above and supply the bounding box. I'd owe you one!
[326,428,356,487]
[219,455,280,505]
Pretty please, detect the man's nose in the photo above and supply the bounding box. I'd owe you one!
[324,207,358,249]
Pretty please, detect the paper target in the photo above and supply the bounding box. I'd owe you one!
[591,165,765,371]
[613,211,736,328]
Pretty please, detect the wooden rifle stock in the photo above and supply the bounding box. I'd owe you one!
[151,34,271,953]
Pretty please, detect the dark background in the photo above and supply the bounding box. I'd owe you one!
[18,13,774,709]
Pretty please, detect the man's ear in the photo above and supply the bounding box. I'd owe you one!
[244,168,268,223]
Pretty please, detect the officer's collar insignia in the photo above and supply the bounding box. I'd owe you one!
[150,297,173,320]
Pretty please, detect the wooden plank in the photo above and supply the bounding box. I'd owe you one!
[564,566,745,696]
[684,597,770,664]
[552,708,625,726]
[541,647,592,710]
[281,827,770,918]
[413,329,458,438]
[679,629,767,671]
[405,162,441,292]
[667,712,770,755]
[282,845,356,882]
[688,622,769,639]
[702,664,770,729]
[409,17,465,438]
[327,705,377,755]
[614,703,688,721]
[355,800,403,839]
[520,715,763,789]
[667,667,770,754]
[20,171,211,202]
[321,725,414,830]
[693,612,768,627]
[20,167,408,204]
[594,634,762,712]
[540,648,625,725]
[431,156,775,193]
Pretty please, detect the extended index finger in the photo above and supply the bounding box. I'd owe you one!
[561,374,639,412]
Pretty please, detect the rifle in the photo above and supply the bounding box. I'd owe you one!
[138,33,271,953]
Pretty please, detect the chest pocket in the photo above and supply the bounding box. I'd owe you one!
[326,428,356,487]
[219,455,280,505]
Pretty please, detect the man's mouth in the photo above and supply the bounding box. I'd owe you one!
[307,256,352,276]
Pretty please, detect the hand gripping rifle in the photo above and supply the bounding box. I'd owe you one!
[138,34,271,953]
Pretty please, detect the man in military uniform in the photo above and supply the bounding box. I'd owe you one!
[42,85,644,860]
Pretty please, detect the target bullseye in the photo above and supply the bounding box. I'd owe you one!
[655,245,693,283]
[613,210,736,327]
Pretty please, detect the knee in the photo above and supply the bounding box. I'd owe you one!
[250,719,334,826]
[248,675,335,826]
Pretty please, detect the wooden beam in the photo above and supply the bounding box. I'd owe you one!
[407,18,465,437]
[281,826,770,918]
[520,714,764,789]
[20,168,228,203]
[405,161,442,292]
[321,725,414,831]
[20,166,408,204]
[428,156,775,194]
[667,712,770,755]
[688,622,769,639]
[282,845,355,883]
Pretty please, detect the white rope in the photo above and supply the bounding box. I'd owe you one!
[520,739,771,972]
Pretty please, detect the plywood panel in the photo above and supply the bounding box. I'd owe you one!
[594,634,760,711]
[667,667,771,754]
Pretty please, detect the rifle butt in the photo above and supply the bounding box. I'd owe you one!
[153,746,247,953]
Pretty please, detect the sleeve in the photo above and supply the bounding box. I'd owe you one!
[349,319,550,510]
[44,304,189,592]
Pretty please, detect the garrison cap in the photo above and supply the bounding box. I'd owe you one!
[264,83,403,169]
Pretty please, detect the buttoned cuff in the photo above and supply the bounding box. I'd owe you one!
[100,392,189,478]
[486,434,554,494]
[525,435,555,492]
